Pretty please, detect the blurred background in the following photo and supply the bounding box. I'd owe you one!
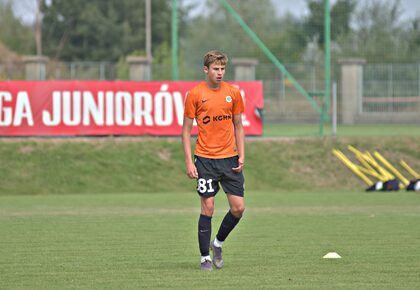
[1,0,419,125]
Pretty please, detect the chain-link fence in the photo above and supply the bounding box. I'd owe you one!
[363,63,420,113]
[2,59,420,120]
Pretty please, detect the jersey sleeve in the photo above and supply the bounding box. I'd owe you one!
[232,88,244,115]
[183,90,196,119]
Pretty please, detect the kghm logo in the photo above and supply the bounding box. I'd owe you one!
[213,115,232,121]
[202,115,232,125]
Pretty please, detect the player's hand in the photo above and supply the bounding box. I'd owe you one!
[232,157,244,173]
[186,162,198,179]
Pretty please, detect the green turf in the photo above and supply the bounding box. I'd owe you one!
[263,123,420,137]
[1,191,419,289]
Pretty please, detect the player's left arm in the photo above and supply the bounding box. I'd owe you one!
[232,113,245,173]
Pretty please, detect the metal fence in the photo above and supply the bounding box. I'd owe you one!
[2,60,420,120]
[363,63,420,113]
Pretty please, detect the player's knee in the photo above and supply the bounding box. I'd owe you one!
[201,204,214,216]
[231,205,245,218]
[201,207,214,216]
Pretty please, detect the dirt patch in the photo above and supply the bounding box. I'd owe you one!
[157,148,172,161]
[19,145,34,154]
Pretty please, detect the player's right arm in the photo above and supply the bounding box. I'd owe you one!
[183,89,198,179]
[182,116,198,179]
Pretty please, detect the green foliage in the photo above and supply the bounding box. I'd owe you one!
[151,42,173,80]
[181,0,419,64]
[115,56,129,80]
[1,0,420,65]
[182,0,298,65]
[269,14,307,62]
[304,0,356,45]
[41,0,188,62]
[331,0,356,37]
[0,0,34,54]
[337,0,420,62]
[152,42,172,65]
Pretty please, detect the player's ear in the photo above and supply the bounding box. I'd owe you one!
[203,66,209,74]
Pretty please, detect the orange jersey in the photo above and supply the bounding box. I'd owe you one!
[184,81,244,159]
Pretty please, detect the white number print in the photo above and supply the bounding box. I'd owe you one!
[197,178,215,193]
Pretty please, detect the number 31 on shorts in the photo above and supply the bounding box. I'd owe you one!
[197,178,215,194]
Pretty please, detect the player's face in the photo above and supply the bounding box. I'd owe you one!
[204,62,225,88]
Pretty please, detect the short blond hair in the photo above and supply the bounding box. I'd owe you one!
[203,50,228,67]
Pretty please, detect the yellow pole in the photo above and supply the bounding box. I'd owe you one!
[333,150,374,186]
[374,152,410,186]
[347,145,391,179]
[363,151,394,180]
[355,165,386,181]
[347,145,363,155]
[400,160,420,179]
[347,145,378,174]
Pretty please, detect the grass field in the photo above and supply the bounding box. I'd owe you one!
[263,123,420,137]
[1,191,420,289]
[1,125,419,289]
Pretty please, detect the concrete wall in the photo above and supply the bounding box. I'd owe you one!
[232,58,258,81]
[23,55,49,80]
[126,56,152,81]
[338,58,365,124]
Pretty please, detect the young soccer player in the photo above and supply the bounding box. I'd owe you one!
[182,50,245,271]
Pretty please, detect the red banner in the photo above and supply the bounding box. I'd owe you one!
[0,81,263,136]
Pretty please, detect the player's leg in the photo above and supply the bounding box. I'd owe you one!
[215,194,244,245]
[199,196,214,265]
[212,156,245,268]
[211,194,244,269]
[195,156,220,271]
[198,196,216,271]
[217,156,245,243]
[227,193,245,218]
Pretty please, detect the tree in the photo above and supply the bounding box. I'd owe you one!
[304,0,356,45]
[41,0,189,61]
[331,0,356,37]
[0,0,34,55]
[338,0,419,62]
[405,16,420,59]
[182,0,306,66]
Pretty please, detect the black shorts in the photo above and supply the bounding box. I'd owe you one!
[194,155,245,197]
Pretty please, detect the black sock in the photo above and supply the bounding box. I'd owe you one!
[216,210,241,242]
[198,214,212,256]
